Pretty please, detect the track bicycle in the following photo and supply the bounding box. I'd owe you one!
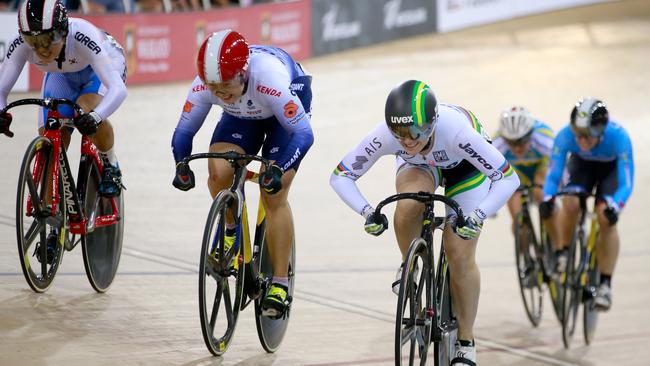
[558,191,600,348]
[177,151,295,356]
[513,184,563,326]
[2,98,124,293]
[372,192,466,366]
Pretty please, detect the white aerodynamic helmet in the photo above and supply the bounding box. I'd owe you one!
[499,106,535,141]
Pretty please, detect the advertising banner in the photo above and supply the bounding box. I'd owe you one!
[311,0,435,56]
[437,0,606,33]
[0,13,29,92]
[26,0,311,90]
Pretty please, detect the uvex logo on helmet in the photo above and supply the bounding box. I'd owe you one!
[197,29,249,84]
[391,115,413,124]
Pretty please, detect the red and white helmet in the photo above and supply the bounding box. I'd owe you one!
[197,30,249,84]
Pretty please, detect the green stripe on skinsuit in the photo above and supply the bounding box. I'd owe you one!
[445,172,487,198]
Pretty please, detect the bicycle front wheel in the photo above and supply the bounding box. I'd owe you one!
[395,237,432,366]
[16,136,66,292]
[514,214,543,327]
[198,192,245,356]
[433,250,456,366]
[81,159,124,292]
[562,233,581,349]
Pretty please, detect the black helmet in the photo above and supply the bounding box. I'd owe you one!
[18,0,69,49]
[385,80,438,142]
[570,97,609,137]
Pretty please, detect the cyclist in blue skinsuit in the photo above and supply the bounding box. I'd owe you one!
[540,98,634,311]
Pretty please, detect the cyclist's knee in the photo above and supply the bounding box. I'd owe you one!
[562,196,581,216]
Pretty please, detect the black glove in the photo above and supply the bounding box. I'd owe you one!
[603,206,618,225]
[0,112,13,138]
[364,211,388,236]
[73,111,102,136]
[172,163,195,191]
[259,165,283,194]
[539,200,555,219]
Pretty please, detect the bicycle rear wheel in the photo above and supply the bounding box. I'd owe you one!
[561,233,581,349]
[254,231,296,353]
[583,259,600,345]
[514,214,543,327]
[80,159,124,292]
[395,238,432,366]
[16,136,66,292]
[198,193,245,356]
[433,250,456,366]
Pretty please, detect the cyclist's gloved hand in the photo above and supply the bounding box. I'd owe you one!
[172,163,195,191]
[603,196,620,225]
[0,112,13,137]
[453,209,485,240]
[364,210,388,236]
[259,164,283,194]
[539,198,555,219]
[73,111,102,136]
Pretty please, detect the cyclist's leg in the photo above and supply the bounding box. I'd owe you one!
[558,156,595,253]
[442,162,490,344]
[394,159,440,258]
[594,161,619,309]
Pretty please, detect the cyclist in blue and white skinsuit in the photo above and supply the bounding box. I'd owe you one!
[540,98,634,312]
[171,30,314,318]
[0,0,127,197]
[330,80,519,365]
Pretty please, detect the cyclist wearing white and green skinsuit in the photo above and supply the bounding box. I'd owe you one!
[329,80,519,366]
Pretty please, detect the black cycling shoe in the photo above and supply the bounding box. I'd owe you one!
[262,283,291,319]
[36,228,59,265]
[99,163,124,197]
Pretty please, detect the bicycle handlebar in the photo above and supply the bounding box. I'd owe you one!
[374,191,466,227]
[179,151,272,171]
[1,98,85,116]
[516,183,543,192]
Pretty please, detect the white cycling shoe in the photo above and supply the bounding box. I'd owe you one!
[451,339,476,366]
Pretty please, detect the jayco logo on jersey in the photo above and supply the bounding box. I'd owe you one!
[5,37,24,60]
[256,85,281,97]
[74,32,101,54]
[383,0,428,30]
[391,116,413,124]
[458,142,493,169]
[322,4,362,41]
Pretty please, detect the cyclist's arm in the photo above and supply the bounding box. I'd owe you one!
[75,24,126,120]
[258,69,314,172]
[613,129,634,207]
[453,126,520,217]
[330,123,397,217]
[543,127,571,200]
[171,78,212,162]
[0,36,29,110]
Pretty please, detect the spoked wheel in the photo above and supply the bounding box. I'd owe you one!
[16,136,66,293]
[395,238,432,366]
[562,236,581,349]
[81,160,124,292]
[254,233,296,353]
[434,252,456,366]
[198,193,245,356]
[583,263,600,345]
[514,216,543,327]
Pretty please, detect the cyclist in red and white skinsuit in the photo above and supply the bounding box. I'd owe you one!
[330,80,518,365]
[171,30,314,318]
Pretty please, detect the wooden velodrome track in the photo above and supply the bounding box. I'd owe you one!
[1,1,649,364]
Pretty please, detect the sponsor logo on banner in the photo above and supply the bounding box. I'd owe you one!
[322,4,362,41]
[383,0,428,30]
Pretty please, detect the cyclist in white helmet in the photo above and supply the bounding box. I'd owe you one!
[492,106,559,255]
[330,80,519,365]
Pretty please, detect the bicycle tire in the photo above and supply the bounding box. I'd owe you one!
[198,192,245,356]
[254,232,296,353]
[561,230,581,349]
[433,248,456,366]
[583,255,599,345]
[514,213,543,327]
[16,136,66,292]
[544,230,564,325]
[395,238,432,366]
[80,159,124,292]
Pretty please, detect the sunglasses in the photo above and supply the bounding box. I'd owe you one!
[22,31,64,50]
